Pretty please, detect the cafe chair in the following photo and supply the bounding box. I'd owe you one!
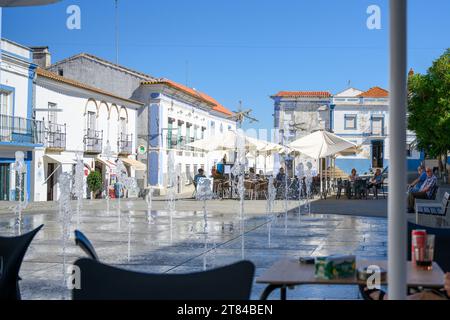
[74,230,99,261]
[0,224,44,300]
[72,258,255,300]
[415,192,449,227]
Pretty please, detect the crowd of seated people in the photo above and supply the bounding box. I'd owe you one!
[407,166,438,213]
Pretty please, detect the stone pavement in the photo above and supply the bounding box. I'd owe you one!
[0,197,388,300]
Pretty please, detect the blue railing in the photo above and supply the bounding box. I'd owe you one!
[0,114,44,145]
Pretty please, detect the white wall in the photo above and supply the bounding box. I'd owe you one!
[34,78,140,201]
[156,94,236,192]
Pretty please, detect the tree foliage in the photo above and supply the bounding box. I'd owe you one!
[87,171,103,195]
[408,49,450,165]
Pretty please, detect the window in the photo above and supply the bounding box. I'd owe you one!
[210,121,215,136]
[120,117,127,135]
[0,91,11,116]
[344,115,357,130]
[87,111,96,131]
[371,116,384,136]
[58,69,64,77]
[167,121,173,148]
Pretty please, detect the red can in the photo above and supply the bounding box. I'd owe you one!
[412,230,427,264]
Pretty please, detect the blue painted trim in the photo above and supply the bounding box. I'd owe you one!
[0,49,32,63]
[344,114,357,130]
[27,64,37,120]
[0,142,44,148]
[335,158,372,175]
[149,151,159,186]
[149,104,160,148]
[330,104,335,131]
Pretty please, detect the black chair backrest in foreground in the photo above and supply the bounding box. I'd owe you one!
[0,225,44,300]
[72,258,255,300]
[74,230,99,261]
[408,222,450,273]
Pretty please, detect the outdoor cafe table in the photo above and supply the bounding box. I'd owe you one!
[256,259,445,300]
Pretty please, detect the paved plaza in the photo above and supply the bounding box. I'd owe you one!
[0,196,393,300]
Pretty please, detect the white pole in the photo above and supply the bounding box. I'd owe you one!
[319,158,322,198]
[388,0,407,300]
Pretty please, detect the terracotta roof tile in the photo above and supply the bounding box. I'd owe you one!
[142,78,233,116]
[272,91,332,98]
[358,86,389,98]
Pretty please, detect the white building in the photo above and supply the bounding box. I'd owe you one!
[332,86,423,175]
[270,91,332,175]
[0,39,43,202]
[134,78,236,194]
[33,68,144,201]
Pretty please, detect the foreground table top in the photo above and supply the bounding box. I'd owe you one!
[256,259,445,288]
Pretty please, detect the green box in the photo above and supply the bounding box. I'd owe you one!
[314,255,356,280]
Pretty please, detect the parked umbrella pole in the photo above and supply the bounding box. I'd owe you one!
[388,0,407,300]
[318,158,322,199]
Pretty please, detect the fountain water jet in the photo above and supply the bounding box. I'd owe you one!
[58,172,73,287]
[196,177,214,271]
[231,130,246,259]
[103,142,114,216]
[146,188,153,224]
[166,151,177,244]
[14,151,27,235]
[266,176,276,248]
[116,159,128,230]
[305,161,313,215]
[74,153,84,228]
[296,162,305,223]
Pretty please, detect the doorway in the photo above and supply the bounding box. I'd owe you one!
[47,163,56,201]
[372,141,384,169]
[0,164,10,201]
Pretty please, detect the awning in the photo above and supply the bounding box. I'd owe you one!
[96,157,117,174]
[44,154,76,165]
[120,157,146,171]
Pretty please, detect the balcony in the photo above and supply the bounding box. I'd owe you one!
[0,114,44,145]
[45,123,66,151]
[118,133,133,155]
[84,129,103,154]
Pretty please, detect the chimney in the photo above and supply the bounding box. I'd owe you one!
[31,46,51,69]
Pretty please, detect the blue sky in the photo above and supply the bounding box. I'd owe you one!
[3,0,449,130]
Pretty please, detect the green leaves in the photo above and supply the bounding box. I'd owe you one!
[408,49,450,160]
[87,171,103,194]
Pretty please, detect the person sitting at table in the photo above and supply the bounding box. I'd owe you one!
[367,169,383,189]
[408,165,427,193]
[275,167,286,199]
[248,167,257,180]
[211,165,217,177]
[349,168,358,182]
[276,167,286,185]
[345,168,359,199]
[362,273,450,300]
[407,167,437,213]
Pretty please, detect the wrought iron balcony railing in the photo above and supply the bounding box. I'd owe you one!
[0,114,44,145]
[45,122,66,150]
[84,129,103,154]
[118,133,133,155]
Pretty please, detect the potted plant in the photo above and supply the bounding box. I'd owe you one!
[87,171,102,199]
